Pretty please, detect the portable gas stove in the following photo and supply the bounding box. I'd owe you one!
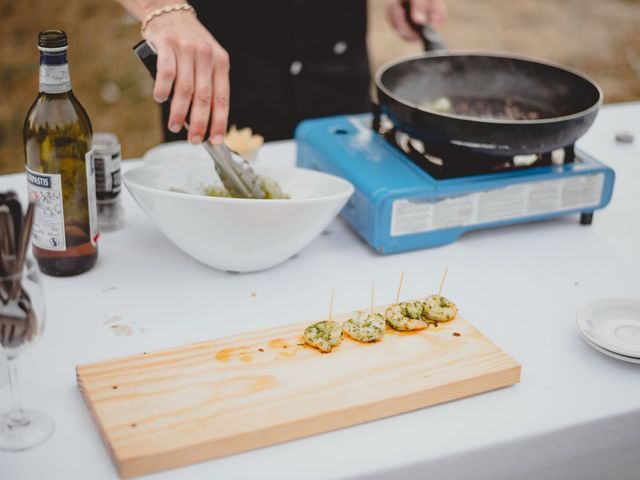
[295,114,615,254]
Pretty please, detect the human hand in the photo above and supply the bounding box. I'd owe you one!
[387,0,447,41]
[142,11,229,145]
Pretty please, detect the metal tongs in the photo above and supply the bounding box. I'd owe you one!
[133,40,264,199]
[201,139,264,199]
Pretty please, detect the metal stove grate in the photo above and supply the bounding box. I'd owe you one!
[371,108,576,179]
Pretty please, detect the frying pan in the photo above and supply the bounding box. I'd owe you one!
[375,4,603,156]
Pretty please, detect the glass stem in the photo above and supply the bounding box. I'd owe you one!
[6,357,28,428]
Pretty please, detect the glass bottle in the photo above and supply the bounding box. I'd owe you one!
[24,30,98,276]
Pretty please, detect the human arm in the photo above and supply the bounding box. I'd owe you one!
[116,0,229,144]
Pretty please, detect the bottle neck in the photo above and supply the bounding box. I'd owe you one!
[39,48,71,94]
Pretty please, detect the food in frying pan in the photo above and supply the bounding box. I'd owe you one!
[384,302,430,331]
[419,95,542,120]
[303,320,343,353]
[421,295,458,322]
[342,310,386,343]
[420,96,453,113]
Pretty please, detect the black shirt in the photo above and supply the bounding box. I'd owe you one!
[162,0,370,141]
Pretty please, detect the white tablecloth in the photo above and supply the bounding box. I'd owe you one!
[1,102,639,480]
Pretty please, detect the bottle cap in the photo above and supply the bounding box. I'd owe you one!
[93,132,121,154]
[38,30,68,51]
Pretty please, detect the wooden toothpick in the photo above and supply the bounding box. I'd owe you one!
[437,266,449,298]
[328,288,335,321]
[395,272,405,305]
[370,282,375,316]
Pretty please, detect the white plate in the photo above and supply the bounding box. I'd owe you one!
[577,298,640,358]
[581,335,640,365]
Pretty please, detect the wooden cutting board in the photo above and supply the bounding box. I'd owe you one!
[77,306,521,478]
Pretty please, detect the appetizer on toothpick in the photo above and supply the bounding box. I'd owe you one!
[422,266,458,322]
[343,283,385,343]
[384,272,430,331]
[304,289,343,353]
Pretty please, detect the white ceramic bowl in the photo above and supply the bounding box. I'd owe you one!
[123,160,354,272]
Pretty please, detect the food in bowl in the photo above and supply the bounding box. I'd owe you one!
[171,174,289,199]
[123,162,354,272]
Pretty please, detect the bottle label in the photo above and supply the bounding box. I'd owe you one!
[26,168,66,251]
[85,149,100,247]
[94,149,122,199]
[39,64,71,94]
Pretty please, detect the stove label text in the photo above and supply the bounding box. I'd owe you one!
[391,173,605,236]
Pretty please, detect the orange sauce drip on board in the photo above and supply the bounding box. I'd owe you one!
[276,347,301,360]
[215,346,250,363]
[268,338,289,349]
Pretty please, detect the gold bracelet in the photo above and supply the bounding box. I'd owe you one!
[141,3,196,34]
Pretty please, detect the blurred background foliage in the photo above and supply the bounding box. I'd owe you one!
[1,0,639,174]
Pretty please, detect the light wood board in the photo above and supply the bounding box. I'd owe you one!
[77,306,521,478]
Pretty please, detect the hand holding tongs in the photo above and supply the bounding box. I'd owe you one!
[133,40,264,199]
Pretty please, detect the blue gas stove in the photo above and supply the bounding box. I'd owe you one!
[295,114,615,254]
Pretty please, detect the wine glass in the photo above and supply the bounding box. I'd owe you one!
[0,257,54,450]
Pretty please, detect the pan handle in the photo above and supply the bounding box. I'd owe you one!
[401,1,446,52]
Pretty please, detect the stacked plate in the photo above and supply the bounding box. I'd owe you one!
[577,298,640,364]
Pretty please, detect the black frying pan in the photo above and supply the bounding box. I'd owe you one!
[375,5,602,156]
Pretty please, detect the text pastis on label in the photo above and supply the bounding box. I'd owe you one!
[27,167,66,251]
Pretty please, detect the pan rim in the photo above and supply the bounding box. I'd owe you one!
[375,50,603,125]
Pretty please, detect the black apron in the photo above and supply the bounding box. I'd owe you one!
[162,0,370,142]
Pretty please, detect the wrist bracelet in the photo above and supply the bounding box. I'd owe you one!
[141,4,196,34]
